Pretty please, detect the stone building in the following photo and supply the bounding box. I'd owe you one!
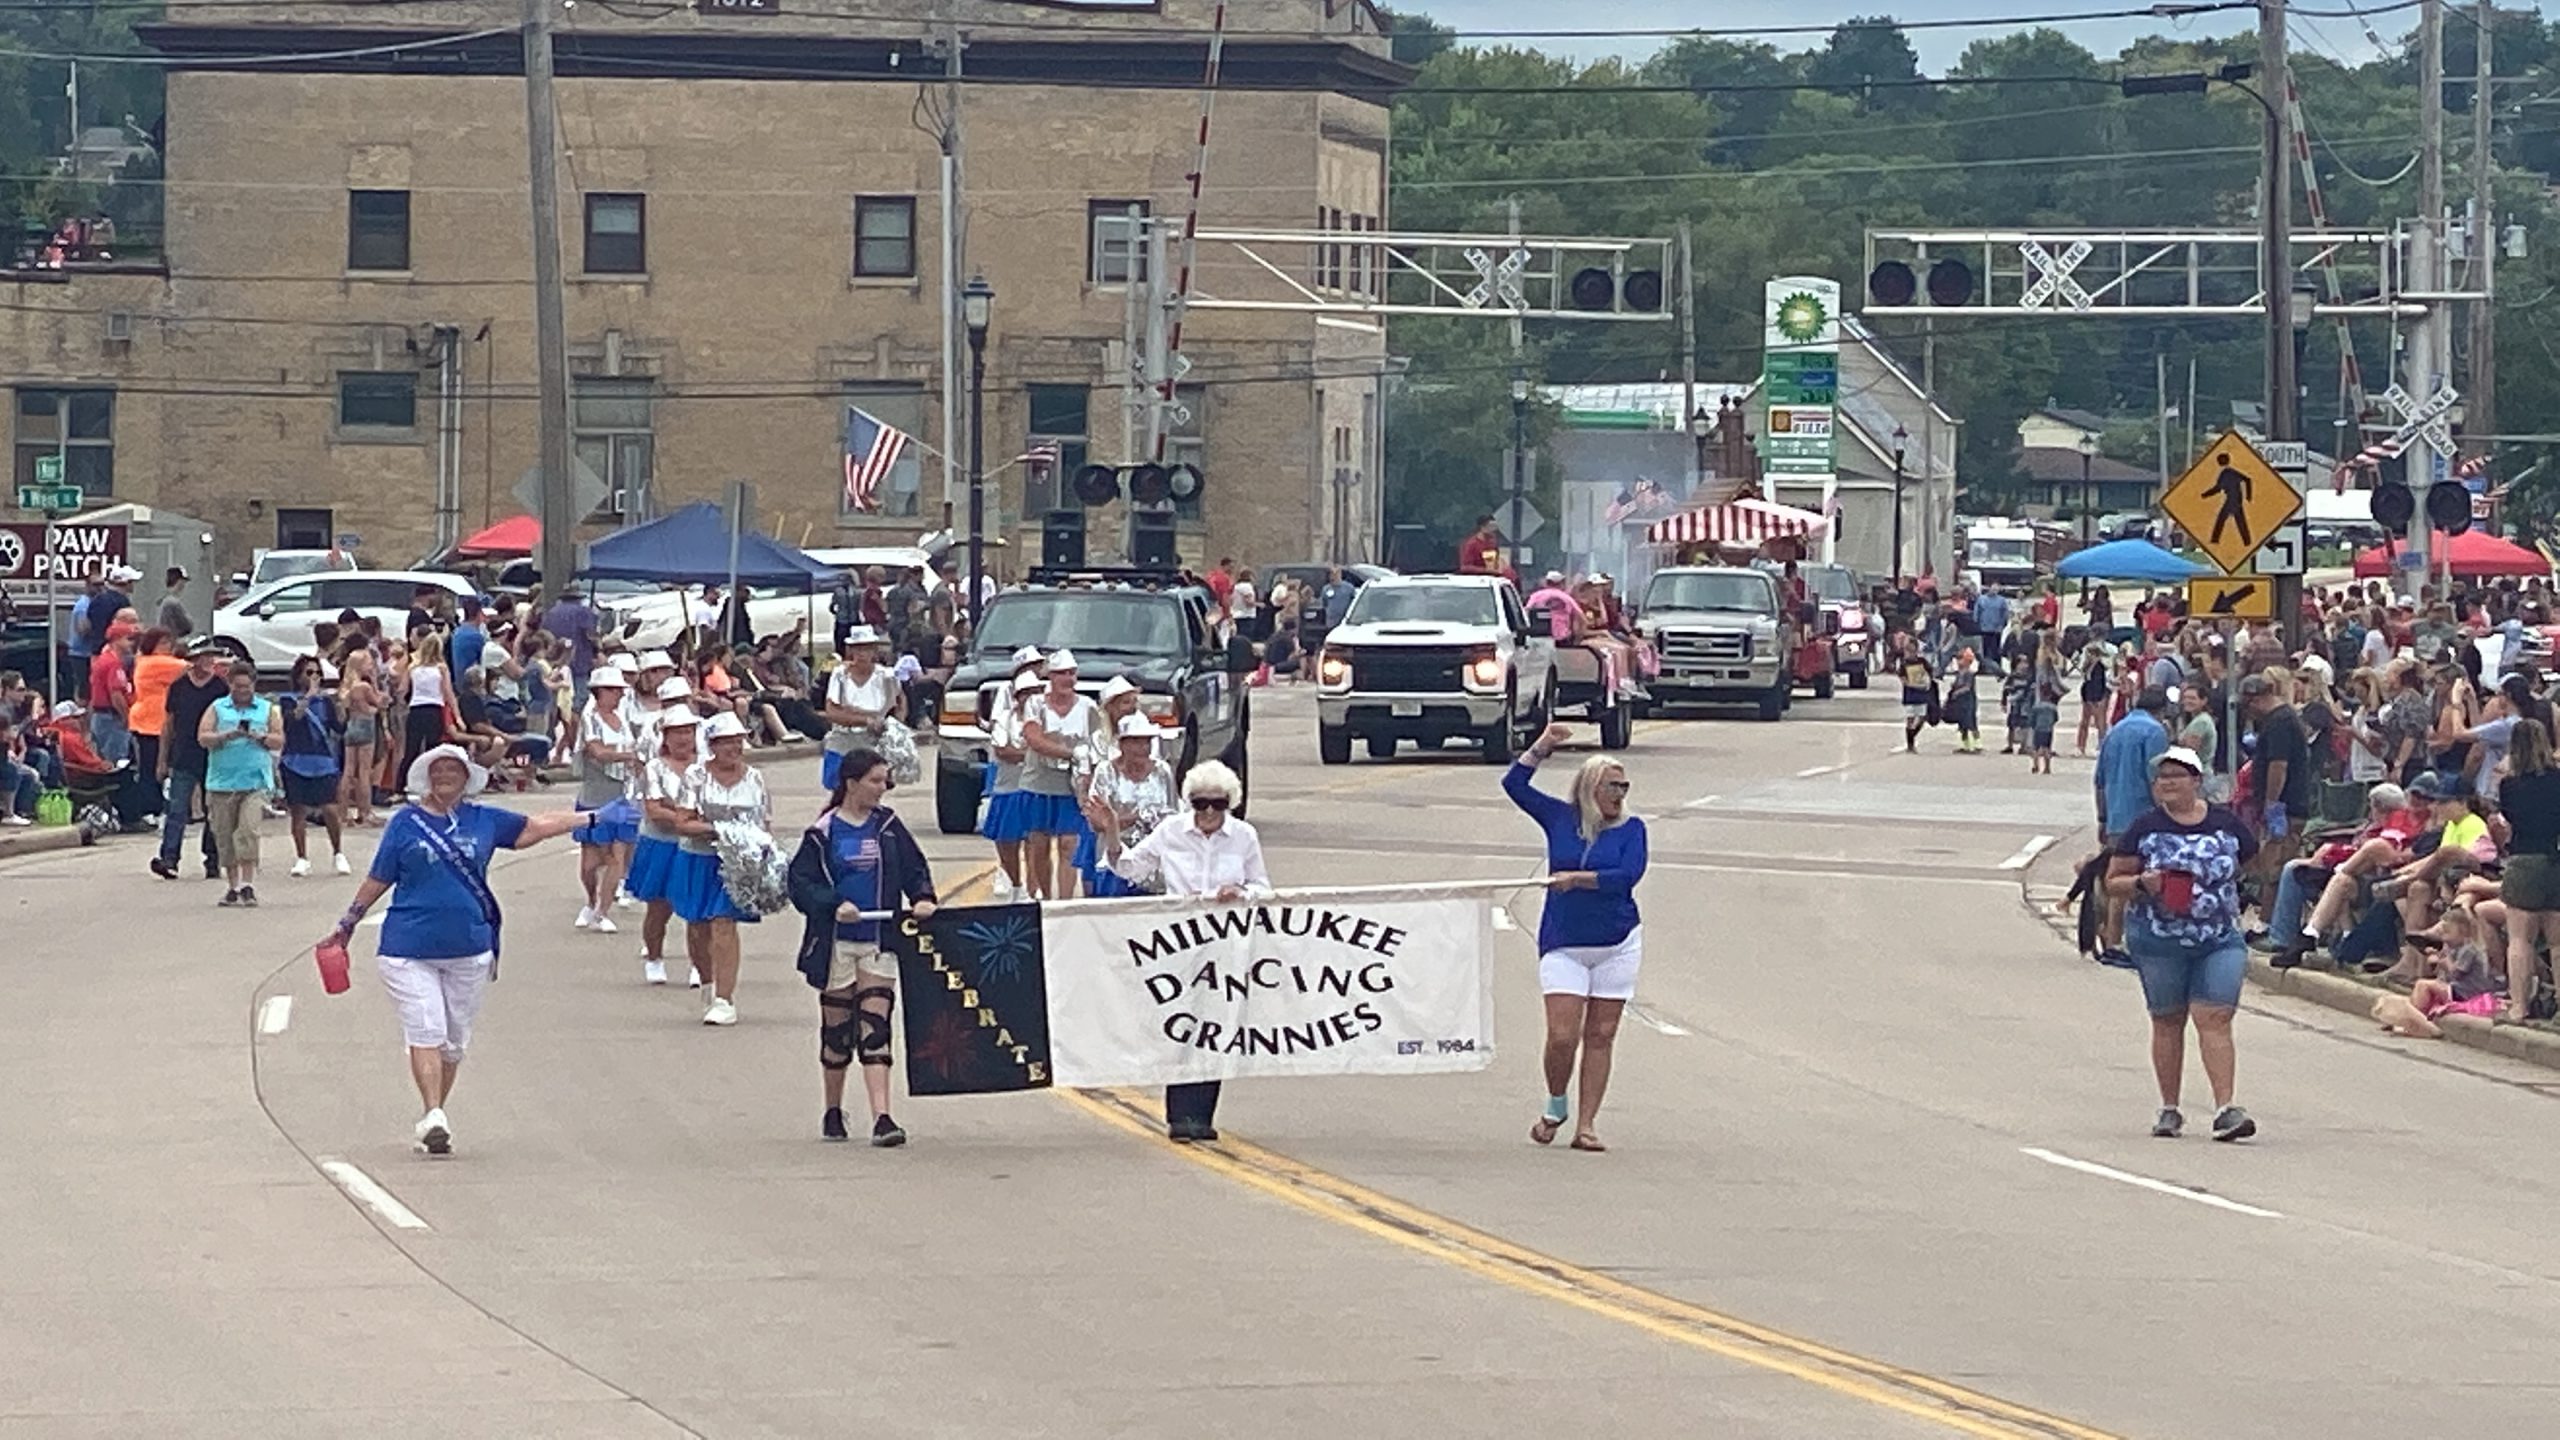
[0,0,1403,578]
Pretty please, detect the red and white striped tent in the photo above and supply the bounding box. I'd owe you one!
[1644,497,1830,549]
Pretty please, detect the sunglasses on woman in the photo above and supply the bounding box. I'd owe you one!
[1600,780,1631,795]
[1191,797,1231,813]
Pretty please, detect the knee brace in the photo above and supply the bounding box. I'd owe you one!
[855,984,896,1067]
[818,990,859,1072]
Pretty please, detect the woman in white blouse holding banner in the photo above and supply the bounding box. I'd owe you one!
[1111,759,1270,1142]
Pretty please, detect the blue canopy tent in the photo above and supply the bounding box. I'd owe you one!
[2051,539,2206,585]
[578,501,839,589]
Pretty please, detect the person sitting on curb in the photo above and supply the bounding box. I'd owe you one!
[2256,782,2414,968]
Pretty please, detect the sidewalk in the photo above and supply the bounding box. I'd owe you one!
[2017,827,2560,1072]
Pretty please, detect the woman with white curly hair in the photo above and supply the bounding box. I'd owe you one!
[1503,723,1649,1152]
[1112,756,1270,1143]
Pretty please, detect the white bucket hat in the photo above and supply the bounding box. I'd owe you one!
[655,707,702,730]
[842,625,886,649]
[587,667,628,691]
[610,652,640,673]
[638,649,676,671]
[1043,648,1079,675]
[1010,670,1044,693]
[655,676,692,701]
[1098,675,1140,705]
[406,742,488,798]
[1009,645,1043,671]
[701,711,749,743]
[1115,713,1160,739]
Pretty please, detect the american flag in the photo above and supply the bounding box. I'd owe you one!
[843,408,909,513]
[1016,440,1061,474]
[1603,477,1669,526]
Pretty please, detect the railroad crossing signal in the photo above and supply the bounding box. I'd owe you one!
[2188,575,2274,619]
[2378,384,2459,459]
[2018,239,2093,311]
[2161,431,2303,574]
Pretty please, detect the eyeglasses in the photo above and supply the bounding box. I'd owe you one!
[1599,781,1631,795]
[1191,797,1231,813]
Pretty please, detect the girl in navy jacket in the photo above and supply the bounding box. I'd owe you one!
[1503,724,1648,1152]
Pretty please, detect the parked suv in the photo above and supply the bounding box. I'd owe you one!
[932,584,1253,834]
[212,569,474,675]
[1634,566,1788,720]
[1313,574,1555,764]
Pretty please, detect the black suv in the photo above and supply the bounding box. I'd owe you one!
[932,584,1256,834]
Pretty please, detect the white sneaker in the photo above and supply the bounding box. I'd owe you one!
[413,1107,452,1156]
[642,958,668,985]
[289,857,312,878]
[333,853,351,875]
[593,914,619,935]
[1,815,30,827]
[702,997,738,1026]
[574,905,597,930]
[990,874,1014,901]
[615,889,636,909]
[688,965,703,988]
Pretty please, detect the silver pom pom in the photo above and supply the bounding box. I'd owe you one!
[712,818,792,917]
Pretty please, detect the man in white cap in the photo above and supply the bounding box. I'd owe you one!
[85,564,139,652]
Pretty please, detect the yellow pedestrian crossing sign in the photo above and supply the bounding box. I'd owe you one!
[2161,431,2303,575]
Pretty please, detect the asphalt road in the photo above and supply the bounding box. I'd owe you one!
[6,678,2556,1438]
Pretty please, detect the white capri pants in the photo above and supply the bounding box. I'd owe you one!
[1537,926,1644,1001]
[378,952,493,1060]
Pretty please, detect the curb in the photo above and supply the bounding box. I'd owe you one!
[0,825,93,858]
[2017,833,2560,1074]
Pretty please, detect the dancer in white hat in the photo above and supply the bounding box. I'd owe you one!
[628,705,703,986]
[667,711,770,1025]
[572,668,642,933]
[320,744,588,1156]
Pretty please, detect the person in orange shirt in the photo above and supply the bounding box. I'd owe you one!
[127,629,186,804]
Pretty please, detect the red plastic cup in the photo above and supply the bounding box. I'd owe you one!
[314,937,353,995]
[2158,869,2197,916]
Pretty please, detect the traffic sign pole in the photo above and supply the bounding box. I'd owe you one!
[40,509,58,707]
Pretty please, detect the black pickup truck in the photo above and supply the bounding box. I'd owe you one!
[931,583,1256,834]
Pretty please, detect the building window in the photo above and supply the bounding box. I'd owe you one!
[336,372,417,431]
[1025,383,1089,513]
[1327,207,1345,290]
[346,189,410,271]
[573,377,654,519]
[853,196,916,279]
[275,508,334,550]
[583,193,646,275]
[1166,384,1206,522]
[1089,200,1148,286]
[12,388,113,498]
[839,383,925,519]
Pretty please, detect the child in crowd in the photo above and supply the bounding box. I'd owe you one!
[2371,904,2501,1039]
[2028,678,2061,775]
[1946,648,1982,755]
[2001,655,2034,755]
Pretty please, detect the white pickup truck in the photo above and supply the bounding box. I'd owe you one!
[1313,574,1556,764]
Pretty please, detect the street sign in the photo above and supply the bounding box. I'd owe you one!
[0,521,127,603]
[2254,519,2306,576]
[2188,575,2274,619]
[2160,430,2304,574]
[16,484,82,511]
[31,453,62,485]
[513,455,612,528]
[1503,497,1547,544]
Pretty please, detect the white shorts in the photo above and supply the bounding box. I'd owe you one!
[378,952,493,1059]
[826,939,899,992]
[1537,927,1643,1000]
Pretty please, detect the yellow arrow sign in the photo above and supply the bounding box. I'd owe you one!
[2161,430,2304,574]
[2187,575,2275,620]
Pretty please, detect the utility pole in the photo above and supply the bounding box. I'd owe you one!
[1677,218,1698,500]
[935,18,965,535]
[2466,0,2496,452]
[2406,0,2445,586]
[523,0,576,594]
[2260,0,2302,642]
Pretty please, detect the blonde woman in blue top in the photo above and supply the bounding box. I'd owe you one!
[1503,722,1649,1153]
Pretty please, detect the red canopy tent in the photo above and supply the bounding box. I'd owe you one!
[1644,497,1829,549]
[454,514,539,558]
[2350,529,2550,579]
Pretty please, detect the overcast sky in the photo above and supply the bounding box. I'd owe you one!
[1402,0,2401,73]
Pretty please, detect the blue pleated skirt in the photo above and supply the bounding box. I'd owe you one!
[667,849,759,925]
[575,796,640,847]
[625,836,682,902]
[979,788,1034,842]
[1089,866,1145,899]
[1012,791,1089,838]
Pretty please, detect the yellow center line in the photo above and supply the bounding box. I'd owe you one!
[931,867,2127,1440]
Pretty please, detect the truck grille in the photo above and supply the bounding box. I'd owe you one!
[1660,631,1751,664]
[1349,646,1467,692]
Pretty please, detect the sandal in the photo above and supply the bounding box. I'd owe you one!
[1530,1116,1562,1145]
[1570,1132,1607,1152]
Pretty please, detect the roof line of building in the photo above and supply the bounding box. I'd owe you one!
[131,23,1414,97]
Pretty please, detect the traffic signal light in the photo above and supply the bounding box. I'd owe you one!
[1071,463,1207,508]
[1126,464,1170,505]
[1072,464,1121,507]
[1566,265,1665,314]
[2426,480,2474,536]
[1867,258,1975,308]
[2369,481,2414,530]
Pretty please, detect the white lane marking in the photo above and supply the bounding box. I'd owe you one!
[1998,834,2059,871]
[1678,794,1723,810]
[317,1158,431,1231]
[1796,764,1840,778]
[2020,1147,2284,1219]
[1627,1002,1691,1036]
[256,995,293,1035]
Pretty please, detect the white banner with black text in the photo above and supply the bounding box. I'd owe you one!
[1043,885,1500,1088]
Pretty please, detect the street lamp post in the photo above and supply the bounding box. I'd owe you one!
[1509,371,1529,578]
[1689,404,1713,495]
[1889,423,1909,586]
[962,274,993,632]
[2075,431,2098,547]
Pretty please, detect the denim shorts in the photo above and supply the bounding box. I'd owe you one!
[2127,931,2248,1016]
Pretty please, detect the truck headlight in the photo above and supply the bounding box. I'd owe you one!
[1139,694,1180,723]
[1318,648,1351,686]
[1462,644,1503,692]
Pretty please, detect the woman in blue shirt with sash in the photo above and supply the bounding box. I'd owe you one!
[320,744,587,1157]
[1503,723,1649,1153]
